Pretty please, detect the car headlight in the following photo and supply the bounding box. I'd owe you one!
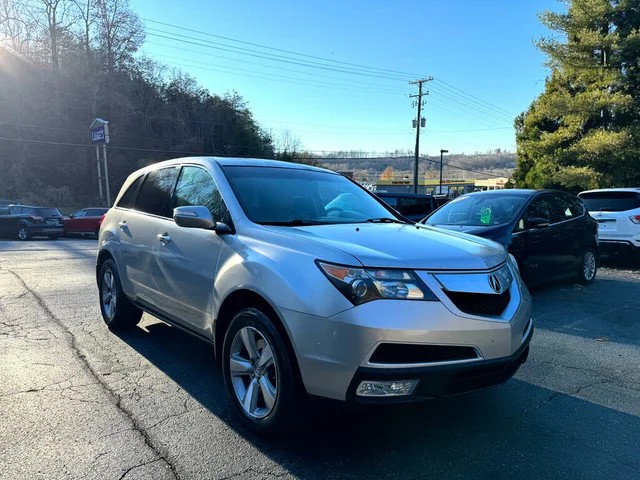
[316,261,438,305]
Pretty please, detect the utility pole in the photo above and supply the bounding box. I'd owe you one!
[439,149,448,195]
[410,77,433,194]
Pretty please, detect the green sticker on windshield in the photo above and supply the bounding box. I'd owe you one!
[480,207,492,224]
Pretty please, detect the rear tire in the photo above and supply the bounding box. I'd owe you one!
[16,226,29,241]
[578,248,597,284]
[98,259,142,330]
[222,307,301,435]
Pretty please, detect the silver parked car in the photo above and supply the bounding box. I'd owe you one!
[96,157,533,433]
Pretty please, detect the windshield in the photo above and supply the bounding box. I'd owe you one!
[425,194,528,226]
[579,192,640,212]
[222,166,399,225]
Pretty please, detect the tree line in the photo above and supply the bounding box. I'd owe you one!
[0,0,274,207]
[515,0,640,192]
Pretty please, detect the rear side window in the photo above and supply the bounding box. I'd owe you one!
[579,191,640,212]
[173,166,232,225]
[134,167,180,218]
[31,208,62,216]
[116,175,144,209]
[399,197,431,216]
[86,208,108,216]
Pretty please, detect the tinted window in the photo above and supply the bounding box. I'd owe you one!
[116,175,144,209]
[553,194,583,221]
[526,196,554,224]
[173,166,231,225]
[134,167,179,218]
[31,208,62,217]
[426,194,527,226]
[399,197,431,216]
[579,191,640,212]
[380,196,398,207]
[72,209,86,217]
[86,208,108,216]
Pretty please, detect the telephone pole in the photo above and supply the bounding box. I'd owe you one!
[409,77,433,194]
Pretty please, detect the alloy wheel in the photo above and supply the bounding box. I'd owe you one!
[229,326,278,419]
[101,269,117,320]
[582,251,596,281]
[17,228,28,240]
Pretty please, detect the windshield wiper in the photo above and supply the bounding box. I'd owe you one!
[260,219,325,226]
[365,217,407,224]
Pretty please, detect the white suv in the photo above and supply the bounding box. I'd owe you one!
[578,188,640,257]
[97,157,533,433]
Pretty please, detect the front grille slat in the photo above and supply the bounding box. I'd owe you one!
[369,343,478,365]
[444,290,510,317]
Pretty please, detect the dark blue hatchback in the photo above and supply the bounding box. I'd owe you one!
[422,189,599,286]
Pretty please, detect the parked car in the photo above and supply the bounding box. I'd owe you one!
[375,192,437,221]
[422,189,599,286]
[97,157,533,433]
[0,205,64,240]
[63,207,109,237]
[578,188,640,257]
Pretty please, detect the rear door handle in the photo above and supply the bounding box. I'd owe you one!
[157,233,171,244]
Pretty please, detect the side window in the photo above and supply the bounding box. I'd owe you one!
[399,197,428,216]
[116,175,144,209]
[72,209,85,218]
[134,167,180,218]
[173,166,232,225]
[523,196,554,228]
[381,196,398,208]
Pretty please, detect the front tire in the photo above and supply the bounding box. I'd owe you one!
[578,248,597,284]
[98,259,142,329]
[16,226,30,241]
[222,308,300,434]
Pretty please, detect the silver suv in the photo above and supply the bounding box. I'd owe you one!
[96,157,533,432]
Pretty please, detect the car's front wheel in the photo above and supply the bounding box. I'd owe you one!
[222,308,300,434]
[98,259,142,329]
[578,248,597,284]
[16,226,29,241]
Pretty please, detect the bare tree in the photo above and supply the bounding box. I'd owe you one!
[27,0,78,74]
[72,0,96,57]
[95,0,143,74]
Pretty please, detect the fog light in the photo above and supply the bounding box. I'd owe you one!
[356,380,418,397]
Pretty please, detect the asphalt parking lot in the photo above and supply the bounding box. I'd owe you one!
[1,239,639,480]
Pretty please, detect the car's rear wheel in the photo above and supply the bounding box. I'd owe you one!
[16,226,29,241]
[578,248,597,284]
[222,308,300,434]
[98,259,142,329]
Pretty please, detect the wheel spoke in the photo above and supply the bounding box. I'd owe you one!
[258,344,273,369]
[259,376,276,410]
[240,328,259,361]
[243,378,260,413]
[230,354,253,375]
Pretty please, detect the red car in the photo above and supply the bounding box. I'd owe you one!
[63,207,109,237]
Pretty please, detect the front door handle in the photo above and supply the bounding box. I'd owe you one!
[118,221,128,231]
[157,233,171,244]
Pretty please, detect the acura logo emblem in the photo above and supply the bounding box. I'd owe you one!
[489,274,503,294]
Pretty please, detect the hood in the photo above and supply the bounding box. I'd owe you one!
[267,223,507,270]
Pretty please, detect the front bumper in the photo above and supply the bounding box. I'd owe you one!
[280,265,533,401]
[27,225,64,236]
[347,325,532,403]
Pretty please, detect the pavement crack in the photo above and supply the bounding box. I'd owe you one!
[5,268,181,480]
[118,458,163,480]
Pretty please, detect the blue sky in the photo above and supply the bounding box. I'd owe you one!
[132,0,563,155]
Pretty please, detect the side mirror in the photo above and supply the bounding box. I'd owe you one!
[527,217,550,229]
[69,214,75,218]
[174,206,215,230]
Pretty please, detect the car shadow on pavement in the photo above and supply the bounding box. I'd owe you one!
[114,321,640,479]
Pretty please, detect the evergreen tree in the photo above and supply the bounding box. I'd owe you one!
[514,0,640,192]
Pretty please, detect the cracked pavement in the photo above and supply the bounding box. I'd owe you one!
[0,239,639,479]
